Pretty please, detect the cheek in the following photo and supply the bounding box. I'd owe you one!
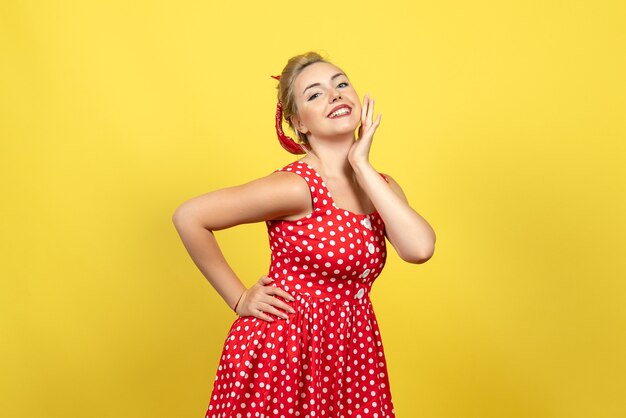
[300,107,317,126]
[352,103,362,121]
[351,94,362,115]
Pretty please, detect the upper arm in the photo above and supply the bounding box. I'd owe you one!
[172,171,312,230]
[378,172,413,242]
[380,173,410,205]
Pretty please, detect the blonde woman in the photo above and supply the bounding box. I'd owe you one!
[173,51,436,417]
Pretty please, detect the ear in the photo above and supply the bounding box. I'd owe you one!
[290,115,310,136]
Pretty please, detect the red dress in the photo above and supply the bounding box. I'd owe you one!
[205,160,396,418]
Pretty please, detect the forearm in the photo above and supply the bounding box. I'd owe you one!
[172,214,246,310]
[353,162,435,262]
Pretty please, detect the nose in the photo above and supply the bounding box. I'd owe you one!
[330,89,342,102]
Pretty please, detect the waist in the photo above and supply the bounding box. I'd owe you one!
[269,279,372,306]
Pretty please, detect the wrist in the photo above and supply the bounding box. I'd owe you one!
[233,289,245,314]
[351,160,375,176]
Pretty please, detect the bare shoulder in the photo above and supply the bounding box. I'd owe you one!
[263,170,313,220]
[172,169,312,230]
[265,170,311,198]
[260,170,312,212]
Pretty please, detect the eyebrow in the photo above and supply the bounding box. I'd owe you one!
[302,72,346,95]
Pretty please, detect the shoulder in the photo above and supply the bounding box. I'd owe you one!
[264,169,311,201]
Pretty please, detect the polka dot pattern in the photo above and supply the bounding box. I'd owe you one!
[205,161,395,418]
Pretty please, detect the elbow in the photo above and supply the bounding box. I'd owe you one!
[172,203,217,231]
[400,244,435,264]
[393,227,436,264]
[172,206,183,226]
[172,204,192,227]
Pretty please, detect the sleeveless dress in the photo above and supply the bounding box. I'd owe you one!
[205,160,396,418]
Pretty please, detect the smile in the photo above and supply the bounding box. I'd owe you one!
[327,105,352,119]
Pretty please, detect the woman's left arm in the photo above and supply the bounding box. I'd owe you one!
[354,163,435,263]
[349,94,436,264]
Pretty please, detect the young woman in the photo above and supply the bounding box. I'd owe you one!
[173,51,436,417]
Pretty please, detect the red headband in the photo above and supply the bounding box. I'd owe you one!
[271,75,307,155]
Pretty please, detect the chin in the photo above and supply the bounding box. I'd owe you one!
[328,125,358,138]
[332,117,360,133]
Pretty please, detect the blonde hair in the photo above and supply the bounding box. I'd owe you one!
[276,51,331,145]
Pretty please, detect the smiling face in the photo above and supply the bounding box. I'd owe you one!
[290,62,362,141]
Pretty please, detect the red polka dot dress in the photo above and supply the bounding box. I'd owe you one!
[205,161,396,418]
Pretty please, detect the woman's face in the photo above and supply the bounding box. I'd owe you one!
[291,62,361,140]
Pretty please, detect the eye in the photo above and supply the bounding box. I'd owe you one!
[338,82,349,88]
[307,92,321,101]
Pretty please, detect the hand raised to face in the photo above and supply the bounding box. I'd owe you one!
[349,93,382,168]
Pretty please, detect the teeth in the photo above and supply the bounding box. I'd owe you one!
[329,107,350,118]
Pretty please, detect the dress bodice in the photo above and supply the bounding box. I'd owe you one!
[265,161,388,305]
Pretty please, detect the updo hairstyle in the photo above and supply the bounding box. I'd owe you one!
[276,51,331,147]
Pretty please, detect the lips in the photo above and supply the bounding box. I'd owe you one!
[327,104,352,118]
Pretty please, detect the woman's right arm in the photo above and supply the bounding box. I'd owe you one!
[171,171,311,321]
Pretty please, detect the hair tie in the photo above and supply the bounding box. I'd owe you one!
[271,75,307,155]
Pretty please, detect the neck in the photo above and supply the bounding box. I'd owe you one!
[303,132,356,178]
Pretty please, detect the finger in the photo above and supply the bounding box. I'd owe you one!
[270,297,296,314]
[254,309,275,322]
[368,98,375,122]
[261,295,295,315]
[365,98,375,128]
[259,302,289,320]
[373,113,382,128]
[259,275,273,285]
[268,287,296,302]
[361,94,368,123]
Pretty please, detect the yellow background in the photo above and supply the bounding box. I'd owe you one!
[2,1,625,417]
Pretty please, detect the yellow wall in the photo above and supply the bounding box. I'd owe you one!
[2,1,625,417]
